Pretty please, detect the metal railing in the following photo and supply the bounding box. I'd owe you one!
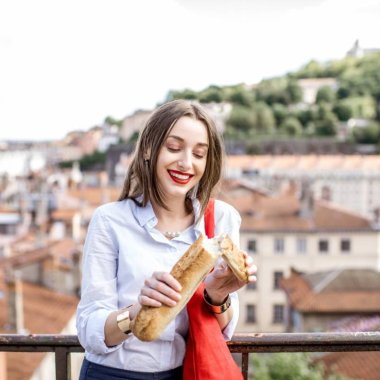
[1,332,380,380]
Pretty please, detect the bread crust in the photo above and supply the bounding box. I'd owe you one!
[219,234,249,283]
[132,235,219,341]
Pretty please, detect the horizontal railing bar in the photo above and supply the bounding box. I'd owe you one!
[1,332,380,353]
[228,332,380,352]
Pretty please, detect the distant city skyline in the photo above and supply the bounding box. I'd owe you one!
[1,0,379,141]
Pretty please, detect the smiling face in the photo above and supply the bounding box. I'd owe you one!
[156,116,209,202]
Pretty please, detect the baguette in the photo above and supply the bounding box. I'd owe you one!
[219,234,249,283]
[132,233,247,341]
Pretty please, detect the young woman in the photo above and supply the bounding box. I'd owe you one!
[76,99,256,380]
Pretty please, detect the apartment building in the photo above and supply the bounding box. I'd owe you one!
[226,155,380,219]
[219,179,380,333]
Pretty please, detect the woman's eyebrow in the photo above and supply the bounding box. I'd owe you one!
[167,135,209,148]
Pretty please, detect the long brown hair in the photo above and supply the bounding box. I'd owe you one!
[119,99,224,218]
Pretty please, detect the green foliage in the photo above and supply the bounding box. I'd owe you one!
[280,116,303,136]
[255,78,302,105]
[59,151,107,171]
[332,102,353,121]
[254,102,276,133]
[199,85,224,103]
[250,353,352,380]
[166,89,198,101]
[226,86,255,107]
[79,151,107,170]
[351,122,380,144]
[339,96,376,119]
[316,86,336,104]
[104,116,123,128]
[163,52,380,141]
[295,108,316,127]
[226,105,256,136]
[314,104,338,136]
[272,103,289,127]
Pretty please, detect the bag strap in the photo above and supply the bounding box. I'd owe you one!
[204,198,215,239]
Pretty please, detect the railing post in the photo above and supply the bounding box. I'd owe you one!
[55,347,71,380]
[242,352,249,380]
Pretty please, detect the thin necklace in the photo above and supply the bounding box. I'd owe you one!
[164,231,181,239]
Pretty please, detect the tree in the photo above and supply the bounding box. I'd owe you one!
[332,102,353,121]
[225,105,256,136]
[199,87,224,103]
[226,86,254,107]
[316,86,336,104]
[165,89,198,101]
[254,102,276,133]
[351,122,380,144]
[272,103,289,127]
[286,80,303,104]
[314,105,338,136]
[104,116,122,128]
[280,117,303,136]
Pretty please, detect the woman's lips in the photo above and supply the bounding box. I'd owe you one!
[168,170,194,184]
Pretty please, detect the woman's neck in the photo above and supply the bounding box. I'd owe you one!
[152,197,194,233]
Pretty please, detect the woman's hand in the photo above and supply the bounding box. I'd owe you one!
[138,272,182,307]
[204,252,257,304]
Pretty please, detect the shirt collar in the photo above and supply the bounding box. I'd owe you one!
[133,197,157,228]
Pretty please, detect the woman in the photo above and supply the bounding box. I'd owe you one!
[76,99,256,379]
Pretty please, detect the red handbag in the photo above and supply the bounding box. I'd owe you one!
[183,199,243,379]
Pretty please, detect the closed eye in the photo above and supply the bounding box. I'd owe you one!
[167,147,181,153]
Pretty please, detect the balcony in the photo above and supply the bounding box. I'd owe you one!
[1,332,380,380]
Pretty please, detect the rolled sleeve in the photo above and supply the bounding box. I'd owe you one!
[76,207,120,354]
[222,291,239,340]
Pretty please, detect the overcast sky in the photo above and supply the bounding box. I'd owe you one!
[0,0,379,141]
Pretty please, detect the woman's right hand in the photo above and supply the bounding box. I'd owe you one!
[138,272,182,307]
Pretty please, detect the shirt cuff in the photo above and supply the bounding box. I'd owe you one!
[83,309,122,355]
[222,292,239,341]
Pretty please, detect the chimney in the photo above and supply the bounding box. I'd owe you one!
[5,268,25,333]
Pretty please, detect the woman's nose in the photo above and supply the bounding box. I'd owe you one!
[178,151,192,170]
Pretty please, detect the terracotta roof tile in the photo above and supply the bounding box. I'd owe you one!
[281,269,380,313]
[0,276,78,379]
[318,352,380,380]
[67,186,121,206]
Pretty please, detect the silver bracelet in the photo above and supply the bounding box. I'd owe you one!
[203,289,231,314]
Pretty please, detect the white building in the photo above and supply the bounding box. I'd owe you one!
[219,180,380,333]
[226,155,380,219]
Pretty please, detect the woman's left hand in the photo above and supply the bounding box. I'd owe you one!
[204,251,257,304]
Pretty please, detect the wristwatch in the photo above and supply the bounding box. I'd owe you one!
[116,308,132,335]
[203,289,232,314]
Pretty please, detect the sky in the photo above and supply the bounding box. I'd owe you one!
[0,0,379,141]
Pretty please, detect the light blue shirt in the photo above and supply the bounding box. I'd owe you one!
[76,198,241,372]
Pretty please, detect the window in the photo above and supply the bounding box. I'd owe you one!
[296,237,307,254]
[273,304,284,324]
[341,239,351,253]
[246,304,256,323]
[274,238,285,254]
[247,239,257,253]
[273,271,283,290]
[318,239,329,253]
